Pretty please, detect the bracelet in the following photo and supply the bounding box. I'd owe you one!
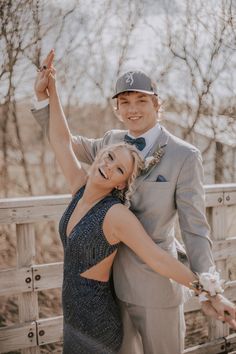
[198,291,210,303]
[189,266,225,300]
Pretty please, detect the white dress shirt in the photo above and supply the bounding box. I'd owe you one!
[33,98,49,110]
[127,122,161,157]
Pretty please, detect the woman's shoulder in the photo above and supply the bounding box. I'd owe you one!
[103,202,144,244]
[99,194,123,214]
[104,202,135,225]
[102,202,128,237]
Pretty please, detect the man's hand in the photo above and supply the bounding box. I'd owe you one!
[201,294,236,329]
[34,50,55,101]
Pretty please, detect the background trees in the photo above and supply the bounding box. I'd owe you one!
[0,0,235,197]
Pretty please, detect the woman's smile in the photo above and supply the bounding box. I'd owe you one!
[98,167,109,179]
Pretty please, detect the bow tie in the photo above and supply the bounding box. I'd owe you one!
[124,134,146,151]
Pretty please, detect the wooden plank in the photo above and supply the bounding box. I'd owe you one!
[208,206,229,339]
[184,333,236,354]
[204,184,236,194]
[0,322,37,353]
[36,316,63,346]
[0,184,234,210]
[205,192,224,207]
[0,267,32,296]
[32,263,63,291]
[0,194,70,208]
[184,338,231,354]
[224,191,236,206]
[212,238,236,261]
[0,185,235,224]
[0,205,67,224]
[16,223,40,354]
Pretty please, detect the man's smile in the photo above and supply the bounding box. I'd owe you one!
[128,116,142,121]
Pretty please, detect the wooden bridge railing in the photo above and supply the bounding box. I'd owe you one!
[0,184,236,353]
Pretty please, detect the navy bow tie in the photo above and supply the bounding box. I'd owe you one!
[124,134,146,151]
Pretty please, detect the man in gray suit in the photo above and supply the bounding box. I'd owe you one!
[32,57,235,353]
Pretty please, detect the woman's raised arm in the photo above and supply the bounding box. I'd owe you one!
[38,53,87,194]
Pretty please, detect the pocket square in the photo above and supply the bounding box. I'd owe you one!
[156,175,167,182]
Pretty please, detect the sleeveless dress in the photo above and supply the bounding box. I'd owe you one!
[59,186,123,354]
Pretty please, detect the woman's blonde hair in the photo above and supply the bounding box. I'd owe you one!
[96,143,144,208]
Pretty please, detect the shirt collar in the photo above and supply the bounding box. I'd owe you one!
[128,122,161,145]
[128,122,162,157]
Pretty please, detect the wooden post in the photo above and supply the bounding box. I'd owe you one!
[208,205,229,340]
[16,223,40,354]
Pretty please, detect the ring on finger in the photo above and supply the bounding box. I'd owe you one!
[36,65,47,72]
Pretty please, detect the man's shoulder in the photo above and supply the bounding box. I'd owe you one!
[163,127,200,155]
[102,129,127,143]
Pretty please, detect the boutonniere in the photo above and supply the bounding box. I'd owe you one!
[141,144,166,175]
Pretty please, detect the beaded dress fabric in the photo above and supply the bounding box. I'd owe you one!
[59,185,123,354]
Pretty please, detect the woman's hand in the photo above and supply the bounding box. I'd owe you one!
[47,66,57,94]
[201,294,236,329]
[34,49,55,100]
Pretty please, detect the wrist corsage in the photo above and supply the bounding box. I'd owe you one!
[190,266,225,303]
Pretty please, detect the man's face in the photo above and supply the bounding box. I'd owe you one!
[116,92,158,137]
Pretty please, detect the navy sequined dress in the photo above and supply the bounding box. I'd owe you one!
[59,186,123,354]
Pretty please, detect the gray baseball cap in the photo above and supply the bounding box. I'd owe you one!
[112,71,158,99]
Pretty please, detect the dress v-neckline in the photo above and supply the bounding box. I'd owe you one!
[65,188,105,239]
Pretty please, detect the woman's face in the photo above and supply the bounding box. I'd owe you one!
[91,146,134,191]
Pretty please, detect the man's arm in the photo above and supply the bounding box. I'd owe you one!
[174,148,236,327]
[31,104,106,164]
[31,104,50,137]
[176,149,214,273]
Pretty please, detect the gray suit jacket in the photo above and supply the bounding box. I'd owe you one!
[32,106,214,308]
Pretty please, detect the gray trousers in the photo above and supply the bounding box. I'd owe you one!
[118,300,186,354]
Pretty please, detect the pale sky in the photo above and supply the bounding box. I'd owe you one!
[1,0,235,110]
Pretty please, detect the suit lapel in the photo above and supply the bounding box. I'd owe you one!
[146,126,170,157]
[131,127,170,192]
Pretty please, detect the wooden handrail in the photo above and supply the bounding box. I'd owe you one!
[0,183,236,354]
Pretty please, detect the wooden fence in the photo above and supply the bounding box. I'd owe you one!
[0,184,236,353]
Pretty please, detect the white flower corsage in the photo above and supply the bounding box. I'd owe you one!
[198,266,225,296]
[190,266,225,302]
